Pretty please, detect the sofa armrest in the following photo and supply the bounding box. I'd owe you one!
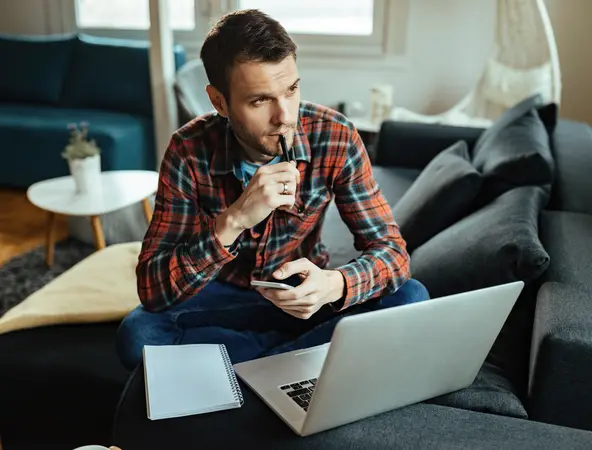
[529,282,592,431]
[374,120,484,169]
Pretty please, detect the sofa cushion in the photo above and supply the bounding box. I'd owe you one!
[60,34,186,117]
[410,186,550,299]
[547,119,592,215]
[112,364,592,450]
[374,120,484,170]
[529,282,592,431]
[0,322,129,447]
[539,210,592,285]
[0,242,142,335]
[472,108,554,201]
[427,361,528,419]
[0,103,155,187]
[0,33,75,104]
[472,94,545,155]
[392,141,482,252]
[321,167,420,268]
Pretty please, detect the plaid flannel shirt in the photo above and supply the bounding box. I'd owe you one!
[137,101,411,312]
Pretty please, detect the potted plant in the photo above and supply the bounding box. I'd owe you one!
[62,122,101,194]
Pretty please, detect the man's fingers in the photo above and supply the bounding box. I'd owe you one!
[270,194,296,209]
[274,258,314,280]
[257,162,300,182]
[276,180,297,196]
[279,305,316,320]
[278,292,320,307]
[260,170,298,185]
[272,281,315,302]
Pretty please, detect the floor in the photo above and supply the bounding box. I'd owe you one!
[0,188,68,266]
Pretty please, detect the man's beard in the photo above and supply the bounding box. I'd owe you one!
[230,117,296,159]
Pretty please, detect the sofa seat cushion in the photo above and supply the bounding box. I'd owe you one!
[0,33,76,104]
[0,322,129,447]
[320,166,420,268]
[0,104,155,188]
[112,364,592,450]
[539,210,592,285]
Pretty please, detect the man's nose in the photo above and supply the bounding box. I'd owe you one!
[272,99,291,126]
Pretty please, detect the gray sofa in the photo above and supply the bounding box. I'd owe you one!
[110,98,592,448]
[1,96,591,449]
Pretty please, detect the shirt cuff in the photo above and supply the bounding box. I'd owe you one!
[331,265,362,311]
[188,217,240,267]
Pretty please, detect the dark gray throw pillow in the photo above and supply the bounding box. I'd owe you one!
[410,186,550,299]
[473,108,554,188]
[471,93,543,153]
[392,141,482,253]
[426,361,528,419]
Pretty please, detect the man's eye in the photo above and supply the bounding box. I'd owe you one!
[253,98,267,105]
[288,85,299,94]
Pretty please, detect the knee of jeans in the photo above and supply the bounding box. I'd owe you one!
[115,306,175,371]
[402,278,430,303]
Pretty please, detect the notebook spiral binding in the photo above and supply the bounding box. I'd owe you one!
[219,344,244,406]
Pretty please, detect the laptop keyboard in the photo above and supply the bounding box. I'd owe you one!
[279,378,317,411]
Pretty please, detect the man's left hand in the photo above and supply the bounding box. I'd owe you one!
[255,258,345,319]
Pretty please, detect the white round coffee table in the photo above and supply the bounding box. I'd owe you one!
[27,170,159,266]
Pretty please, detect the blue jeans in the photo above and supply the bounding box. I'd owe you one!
[115,278,430,370]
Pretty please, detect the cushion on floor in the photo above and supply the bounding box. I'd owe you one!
[0,242,142,335]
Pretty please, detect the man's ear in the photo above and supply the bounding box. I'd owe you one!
[206,85,229,118]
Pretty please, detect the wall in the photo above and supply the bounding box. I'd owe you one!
[1,0,590,124]
[0,0,65,35]
[544,0,592,123]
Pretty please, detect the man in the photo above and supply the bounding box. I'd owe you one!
[116,9,429,371]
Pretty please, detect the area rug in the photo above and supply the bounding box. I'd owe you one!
[0,238,95,317]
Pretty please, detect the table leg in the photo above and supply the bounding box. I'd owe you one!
[90,215,106,250]
[46,212,56,267]
[142,197,153,224]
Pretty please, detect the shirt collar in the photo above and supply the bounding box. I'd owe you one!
[209,119,237,176]
[210,109,312,176]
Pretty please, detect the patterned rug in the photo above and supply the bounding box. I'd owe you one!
[0,238,95,317]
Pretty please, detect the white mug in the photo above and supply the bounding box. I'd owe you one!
[73,446,110,450]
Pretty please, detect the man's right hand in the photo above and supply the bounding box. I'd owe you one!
[215,162,300,246]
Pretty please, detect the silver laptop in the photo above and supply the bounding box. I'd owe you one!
[233,281,524,436]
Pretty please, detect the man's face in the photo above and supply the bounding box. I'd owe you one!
[221,56,300,160]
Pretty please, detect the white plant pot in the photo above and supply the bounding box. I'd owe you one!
[68,154,102,194]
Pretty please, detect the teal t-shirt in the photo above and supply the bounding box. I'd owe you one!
[236,155,281,187]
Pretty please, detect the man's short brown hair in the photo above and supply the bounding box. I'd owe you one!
[200,9,297,100]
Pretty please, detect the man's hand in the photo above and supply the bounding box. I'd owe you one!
[256,258,346,319]
[215,162,300,246]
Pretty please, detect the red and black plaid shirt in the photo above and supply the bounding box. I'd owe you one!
[137,101,410,312]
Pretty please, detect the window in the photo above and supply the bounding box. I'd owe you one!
[75,0,195,30]
[238,0,374,36]
[232,0,389,59]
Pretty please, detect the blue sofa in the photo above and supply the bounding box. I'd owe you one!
[0,33,186,188]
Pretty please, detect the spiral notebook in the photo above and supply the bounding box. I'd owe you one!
[143,344,243,420]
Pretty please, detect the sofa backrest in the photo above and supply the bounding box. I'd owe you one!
[0,33,186,117]
[60,34,186,117]
[547,119,592,216]
[0,33,76,105]
[374,120,484,170]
